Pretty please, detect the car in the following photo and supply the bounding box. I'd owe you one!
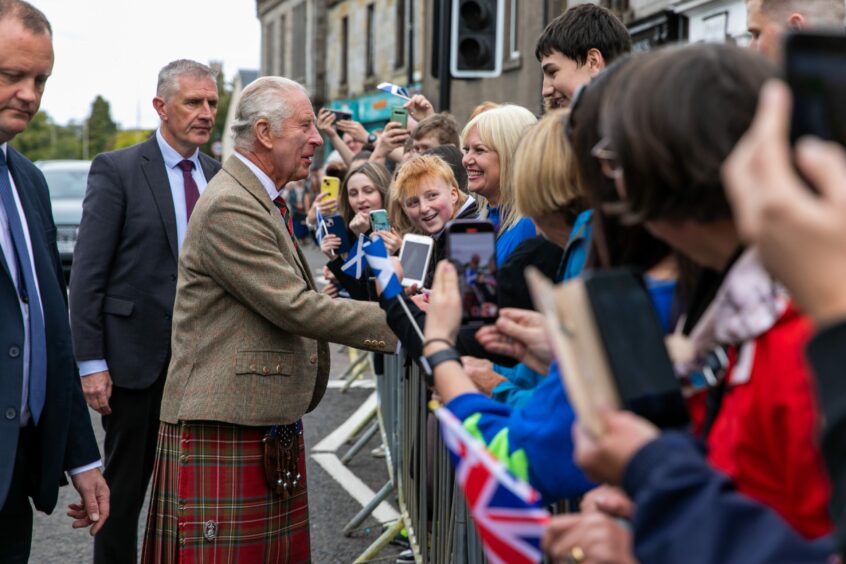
[35,160,91,282]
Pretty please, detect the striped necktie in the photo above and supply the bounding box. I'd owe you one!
[273,196,296,245]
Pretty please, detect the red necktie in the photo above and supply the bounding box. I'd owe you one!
[178,159,200,220]
[273,196,296,242]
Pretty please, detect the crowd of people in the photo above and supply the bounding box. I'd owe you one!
[3,0,846,562]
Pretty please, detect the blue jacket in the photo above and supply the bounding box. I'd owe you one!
[624,432,834,563]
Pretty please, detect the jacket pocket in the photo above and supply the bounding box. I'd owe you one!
[235,350,293,376]
[103,296,134,317]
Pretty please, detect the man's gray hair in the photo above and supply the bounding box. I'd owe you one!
[0,0,51,34]
[760,0,846,26]
[156,59,217,100]
[231,76,309,151]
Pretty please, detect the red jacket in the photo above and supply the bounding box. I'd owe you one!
[688,306,832,539]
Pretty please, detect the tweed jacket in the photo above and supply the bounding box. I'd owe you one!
[160,155,396,426]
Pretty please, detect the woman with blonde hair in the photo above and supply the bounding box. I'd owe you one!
[461,104,538,265]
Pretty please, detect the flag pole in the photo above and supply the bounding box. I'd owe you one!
[395,294,425,344]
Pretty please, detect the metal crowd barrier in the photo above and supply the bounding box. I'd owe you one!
[350,352,486,563]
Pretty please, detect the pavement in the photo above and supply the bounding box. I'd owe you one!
[31,240,406,563]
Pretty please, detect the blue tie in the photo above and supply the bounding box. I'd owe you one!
[0,151,47,424]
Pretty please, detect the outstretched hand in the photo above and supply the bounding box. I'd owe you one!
[68,468,110,536]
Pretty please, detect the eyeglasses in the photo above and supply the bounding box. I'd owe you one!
[591,137,623,180]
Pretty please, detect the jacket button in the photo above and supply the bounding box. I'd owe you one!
[379,341,386,347]
[364,339,372,346]
[309,354,317,365]
[5,407,17,420]
[262,366,269,375]
[171,274,177,281]
[8,346,20,358]
[250,364,256,371]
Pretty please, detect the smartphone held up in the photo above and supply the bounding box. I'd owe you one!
[445,219,498,325]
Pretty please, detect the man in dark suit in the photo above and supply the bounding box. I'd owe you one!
[69,59,220,563]
[0,1,110,561]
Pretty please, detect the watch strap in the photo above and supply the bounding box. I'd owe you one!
[420,347,462,386]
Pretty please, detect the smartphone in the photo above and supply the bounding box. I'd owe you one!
[369,209,391,232]
[325,108,353,123]
[321,176,340,201]
[446,219,497,324]
[321,214,352,255]
[785,32,846,147]
[399,234,435,288]
[390,107,409,129]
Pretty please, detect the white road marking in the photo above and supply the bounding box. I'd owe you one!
[312,392,377,453]
[311,453,399,522]
[326,379,375,389]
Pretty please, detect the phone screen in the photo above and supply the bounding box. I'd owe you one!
[400,241,431,282]
[787,36,846,146]
[370,210,390,232]
[449,231,497,321]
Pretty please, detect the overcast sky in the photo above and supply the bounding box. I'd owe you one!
[33,0,260,129]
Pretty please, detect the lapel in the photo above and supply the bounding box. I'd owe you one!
[139,137,179,261]
[198,153,219,182]
[222,156,314,289]
[6,149,56,305]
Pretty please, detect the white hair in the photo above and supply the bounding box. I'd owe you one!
[231,76,309,151]
[156,59,217,100]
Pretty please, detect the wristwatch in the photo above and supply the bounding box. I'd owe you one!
[420,347,462,386]
[366,133,378,144]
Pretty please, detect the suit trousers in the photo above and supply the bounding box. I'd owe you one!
[0,425,35,564]
[94,371,166,564]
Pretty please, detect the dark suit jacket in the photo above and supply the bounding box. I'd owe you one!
[0,146,101,512]
[70,137,220,389]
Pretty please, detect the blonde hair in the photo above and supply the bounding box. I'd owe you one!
[461,104,537,232]
[337,162,391,225]
[513,110,581,219]
[389,155,467,235]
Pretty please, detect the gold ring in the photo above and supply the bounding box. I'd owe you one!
[568,546,586,563]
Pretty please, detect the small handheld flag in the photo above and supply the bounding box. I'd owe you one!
[377,82,411,100]
[432,402,550,564]
[315,207,331,245]
[363,235,403,300]
[342,234,368,279]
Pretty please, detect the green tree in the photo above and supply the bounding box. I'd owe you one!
[201,68,232,159]
[85,95,117,158]
[10,111,83,161]
[114,129,154,149]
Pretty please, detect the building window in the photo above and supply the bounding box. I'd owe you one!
[292,2,307,81]
[395,0,406,69]
[366,3,375,77]
[341,15,349,86]
[509,0,519,60]
[263,21,275,74]
[279,14,287,76]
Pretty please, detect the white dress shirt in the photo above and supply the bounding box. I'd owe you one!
[234,151,281,202]
[0,144,99,475]
[78,130,209,378]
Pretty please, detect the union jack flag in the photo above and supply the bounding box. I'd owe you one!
[432,403,550,564]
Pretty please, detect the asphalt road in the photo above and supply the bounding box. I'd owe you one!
[31,241,405,563]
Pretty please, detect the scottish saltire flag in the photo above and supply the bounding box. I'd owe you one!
[432,403,550,564]
[363,235,403,300]
[377,82,410,100]
[342,234,368,279]
[315,207,329,244]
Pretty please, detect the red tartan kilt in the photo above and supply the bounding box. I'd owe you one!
[142,421,310,563]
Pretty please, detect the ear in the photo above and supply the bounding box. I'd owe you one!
[451,185,460,206]
[152,97,167,121]
[587,48,606,73]
[254,118,274,150]
[787,13,805,30]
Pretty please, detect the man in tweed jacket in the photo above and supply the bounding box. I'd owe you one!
[142,77,396,563]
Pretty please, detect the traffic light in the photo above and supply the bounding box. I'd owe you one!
[450,0,504,79]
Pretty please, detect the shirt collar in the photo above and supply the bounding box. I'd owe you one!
[233,151,280,201]
[156,128,201,171]
[1,143,7,158]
